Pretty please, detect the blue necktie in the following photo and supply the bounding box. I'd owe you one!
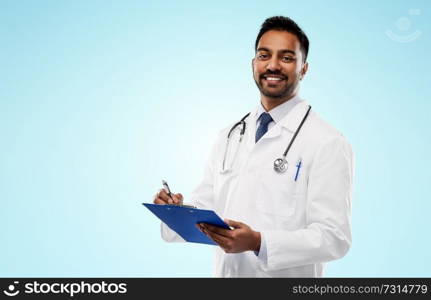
[255,112,273,143]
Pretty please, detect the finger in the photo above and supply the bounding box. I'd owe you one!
[204,229,230,246]
[195,223,206,233]
[154,198,168,205]
[153,196,170,205]
[201,223,233,238]
[197,223,205,232]
[225,219,243,229]
[153,191,169,204]
[157,189,171,201]
[157,189,174,204]
[171,193,183,205]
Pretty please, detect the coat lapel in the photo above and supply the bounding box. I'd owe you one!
[259,100,310,141]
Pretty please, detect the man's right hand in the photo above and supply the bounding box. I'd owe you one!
[153,189,183,205]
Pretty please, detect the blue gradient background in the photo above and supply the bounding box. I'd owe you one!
[1,0,430,277]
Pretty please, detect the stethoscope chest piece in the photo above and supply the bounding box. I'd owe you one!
[274,157,288,173]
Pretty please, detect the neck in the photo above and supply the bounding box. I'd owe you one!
[261,92,297,111]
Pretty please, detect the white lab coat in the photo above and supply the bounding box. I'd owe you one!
[161,100,354,277]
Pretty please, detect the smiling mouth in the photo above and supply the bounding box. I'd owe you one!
[262,75,286,84]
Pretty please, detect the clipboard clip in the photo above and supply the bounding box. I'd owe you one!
[163,203,196,209]
[177,204,196,209]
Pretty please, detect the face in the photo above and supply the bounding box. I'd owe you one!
[252,30,308,99]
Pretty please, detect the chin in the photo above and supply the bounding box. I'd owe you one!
[262,89,289,99]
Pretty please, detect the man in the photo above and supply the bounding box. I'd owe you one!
[153,16,354,277]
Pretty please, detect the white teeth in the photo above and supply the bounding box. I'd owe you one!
[266,77,282,81]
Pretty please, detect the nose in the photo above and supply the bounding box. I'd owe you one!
[266,57,281,72]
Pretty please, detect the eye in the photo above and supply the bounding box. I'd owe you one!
[257,54,269,60]
[282,56,295,62]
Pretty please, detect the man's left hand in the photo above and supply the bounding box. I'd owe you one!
[196,220,261,253]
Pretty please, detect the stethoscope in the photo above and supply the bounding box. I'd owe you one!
[220,105,312,174]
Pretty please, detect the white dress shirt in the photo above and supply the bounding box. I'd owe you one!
[254,95,303,261]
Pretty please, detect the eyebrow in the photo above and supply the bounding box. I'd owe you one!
[256,47,296,56]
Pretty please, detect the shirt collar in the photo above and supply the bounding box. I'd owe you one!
[255,94,303,124]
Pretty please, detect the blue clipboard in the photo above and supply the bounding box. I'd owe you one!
[142,203,230,245]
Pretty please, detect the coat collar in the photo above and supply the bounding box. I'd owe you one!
[279,100,311,133]
[255,95,302,125]
[249,99,310,141]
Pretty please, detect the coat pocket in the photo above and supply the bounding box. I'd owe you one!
[256,168,298,219]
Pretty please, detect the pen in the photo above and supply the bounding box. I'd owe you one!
[161,180,196,208]
[162,180,173,199]
[294,159,302,181]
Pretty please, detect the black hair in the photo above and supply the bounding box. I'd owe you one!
[255,16,309,62]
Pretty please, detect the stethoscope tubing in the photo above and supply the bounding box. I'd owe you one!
[222,105,311,173]
[281,105,312,158]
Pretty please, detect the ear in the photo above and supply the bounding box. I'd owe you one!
[300,62,309,80]
[251,58,255,75]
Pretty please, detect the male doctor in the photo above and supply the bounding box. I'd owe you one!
[153,16,354,277]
